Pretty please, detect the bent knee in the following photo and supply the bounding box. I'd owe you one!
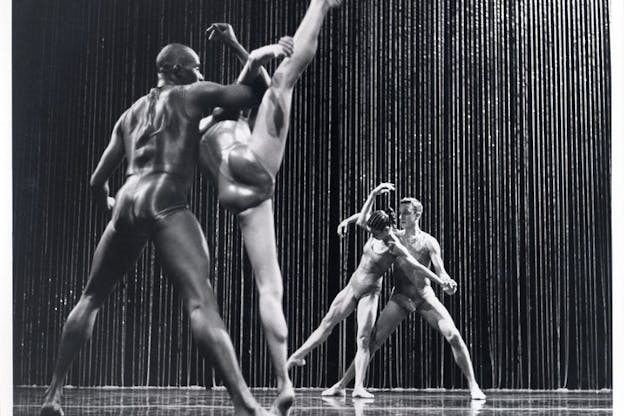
[183,285,216,315]
[188,304,207,325]
[188,305,223,336]
[438,319,460,341]
[356,335,372,350]
[78,292,106,311]
[267,322,288,344]
[369,331,382,352]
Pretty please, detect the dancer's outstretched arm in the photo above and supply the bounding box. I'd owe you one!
[238,38,293,86]
[207,23,250,65]
[337,213,360,237]
[355,182,395,229]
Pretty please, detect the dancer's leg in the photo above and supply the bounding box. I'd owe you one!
[237,200,293,415]
[352,292,380,398]
[287,285,358,369]
[41,223,147,416]
[322,300,408,396]
[248,0,341,175]
[419,296,485,400]
[153,211,268,415]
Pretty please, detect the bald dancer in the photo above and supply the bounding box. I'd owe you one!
[40,41,288,416]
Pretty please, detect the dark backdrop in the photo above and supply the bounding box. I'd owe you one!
[13,0,611,389]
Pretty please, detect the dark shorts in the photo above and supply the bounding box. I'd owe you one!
[389,285,437,314]
[218,144,275,214]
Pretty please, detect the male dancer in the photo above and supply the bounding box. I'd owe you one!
[40,40,291,416]
[324,197,486,400]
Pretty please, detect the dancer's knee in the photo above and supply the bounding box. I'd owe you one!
[188,305,207,330]
[257,282,284,302]
[269,325,288,344]
[181,278,216,314]
[63,295,102,340]
[369,331,382,353]
[188,305,227,344]
[438,319,460,343]
[76,293,104,314]
[356,334,371,352]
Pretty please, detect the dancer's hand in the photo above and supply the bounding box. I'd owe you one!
[337,221,349,238]
[372,182,395,196]
[206,23,240,46]
[278,36,295,58]
[442,277,458,295]
[106,196,116,211]
[386,239,397,251]
[91,183,115,212]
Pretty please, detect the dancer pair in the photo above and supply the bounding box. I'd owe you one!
[287,183,486,400]
[41,1,341,415]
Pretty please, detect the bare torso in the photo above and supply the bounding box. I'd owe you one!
[348,237,396,293]
[394,229,434,296]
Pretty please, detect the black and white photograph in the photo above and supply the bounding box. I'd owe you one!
[6,0,620,415]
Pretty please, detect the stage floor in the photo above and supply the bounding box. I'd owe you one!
[14,386,612,415]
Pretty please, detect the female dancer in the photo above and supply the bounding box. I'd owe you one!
[323,197,485,400]
[198,1,341,413]
[286,183,457,398]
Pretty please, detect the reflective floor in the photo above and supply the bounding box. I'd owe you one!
[14,386,613,415]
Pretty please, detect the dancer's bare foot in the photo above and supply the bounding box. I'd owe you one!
[41,388,64,416]
[321,384,346,397]
[470,399,485,415]
[241,405,272,416]
[270,381,295,416]
[470,385,486,401]
[41,397,64,416]
[40,403,63,416]
[352,387,374,399]
[286,356,306,371]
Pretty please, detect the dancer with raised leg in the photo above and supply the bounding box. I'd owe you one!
[199,0,343,412]
[323,197,485,400]
[286,183,457,398]
[39,42,287,416]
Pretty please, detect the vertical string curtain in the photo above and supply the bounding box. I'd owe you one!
[13,0,611,389]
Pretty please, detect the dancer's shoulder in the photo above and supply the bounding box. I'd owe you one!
[424,233,442,252]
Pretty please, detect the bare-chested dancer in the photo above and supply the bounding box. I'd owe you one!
[39,41,290,416]
[322,197,486,400]
[197,0,342,412]
[286,184,457,398]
